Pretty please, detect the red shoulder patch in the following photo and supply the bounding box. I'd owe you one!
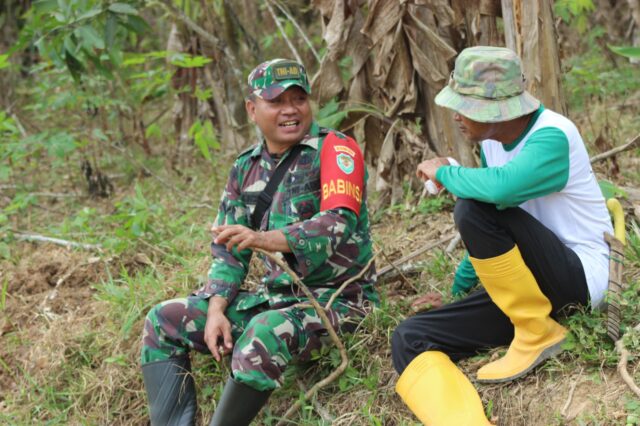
[320,132,365,216]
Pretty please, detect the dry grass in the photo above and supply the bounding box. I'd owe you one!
[2,196,638,425]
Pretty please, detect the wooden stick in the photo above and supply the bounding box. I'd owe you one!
[561,367,583,418]
[295,379,335,422]
[445,232,462,253]
[375,244,418,291]
[590,133,640,163]
[377,234,456,276]
[15,233,102,251]
[254,249,347,425]
[616,323,640,398]
[325,254,377,310]
[264,0,303,64]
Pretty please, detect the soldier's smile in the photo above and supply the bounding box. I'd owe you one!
[247,86,313,153]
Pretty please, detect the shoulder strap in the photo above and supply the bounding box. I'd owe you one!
[251,144,304,229]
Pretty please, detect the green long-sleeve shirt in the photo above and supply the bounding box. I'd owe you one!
[441,106,571,295]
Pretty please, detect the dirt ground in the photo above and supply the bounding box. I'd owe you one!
[0,209,637,425]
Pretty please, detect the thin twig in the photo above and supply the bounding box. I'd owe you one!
[561,367,583,418]
[445,232,462,254]
[31,192,80,198]
[616,323,640,398]
[377,234,456,276]
[590,133,640,163]
[264,0,303,64]
[15,232,102,251]
[254,249,348,425]
[10,113,28,138]
[374,244,418,291]
[295,379,335,422]
[325,254,377,310]
[146,106,171,127]
[272,0,321,62]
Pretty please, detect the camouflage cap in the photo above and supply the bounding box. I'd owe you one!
[435,46,540,123]
[247,58,311,100]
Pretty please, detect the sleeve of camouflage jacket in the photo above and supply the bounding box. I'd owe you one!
[281,207,358,278]
[193,162,252,303]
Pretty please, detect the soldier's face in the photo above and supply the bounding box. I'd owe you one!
[246,86,312,151]
[454,112,497,143]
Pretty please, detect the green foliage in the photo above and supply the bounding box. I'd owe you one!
[95,267,165,338]
[627,398,640,425]
[609,45,640,60]
[554,0,595,33]
[424,249,454,281]
[562,27,640,112]
[16,0,149,80]
[316,98,382,130]
[416,195,455,216]
[107,185,163,246]
[189,119,220,162]
[0,53,11,69]
[627,220,640,265]
[0,112,21,181]
[598,179,628,200]
[562,308,617,365]
[0,278,8,311]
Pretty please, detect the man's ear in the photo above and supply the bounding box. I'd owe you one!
[245,98,256,122]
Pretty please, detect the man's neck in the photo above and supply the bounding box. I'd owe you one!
[265,140,299,156]
[494,113,535,145]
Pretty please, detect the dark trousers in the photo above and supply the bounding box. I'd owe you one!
[391,199,590,374]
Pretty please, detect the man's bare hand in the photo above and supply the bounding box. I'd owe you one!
[416,157,450,183]
[410,292,443,312]
[204,297,233,362]
[211,225,291,253]
[212,224,264,252]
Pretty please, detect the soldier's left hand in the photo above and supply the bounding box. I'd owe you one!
[213,224,264,252]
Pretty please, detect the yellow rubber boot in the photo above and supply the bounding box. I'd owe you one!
[470,246,567,383]
[396,351,491,426]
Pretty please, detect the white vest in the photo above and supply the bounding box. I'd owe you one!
[481,109,613,308]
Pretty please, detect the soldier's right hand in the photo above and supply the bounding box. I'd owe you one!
[205,298,233,362]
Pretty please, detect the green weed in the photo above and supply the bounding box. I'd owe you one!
[1,277,8,310]
[94,267,165,339]
[424,249,454,281]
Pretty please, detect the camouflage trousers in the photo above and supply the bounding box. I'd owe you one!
[141,292,365,391]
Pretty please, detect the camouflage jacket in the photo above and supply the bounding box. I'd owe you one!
[193,122,378,311]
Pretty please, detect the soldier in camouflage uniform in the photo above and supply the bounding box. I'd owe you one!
[391,47,611,425]
[140,59,377,426]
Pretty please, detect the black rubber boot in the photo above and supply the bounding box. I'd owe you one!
[141,355,197,426]
[209,377,272,426]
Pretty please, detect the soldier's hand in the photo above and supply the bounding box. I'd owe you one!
[205,298,233,362]
[212,224,264,252]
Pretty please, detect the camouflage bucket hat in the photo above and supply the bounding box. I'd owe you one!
[435,46,540,123]
[247,58,311,100]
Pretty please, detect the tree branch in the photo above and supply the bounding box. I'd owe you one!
[15,232,102,251]
[325,253,377,310]
[590,133,640,163]
[377,233,456,276]
[253,249,348,425]
[264,0,303,64]
[616,323,640,399]
[272,0,321,63]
